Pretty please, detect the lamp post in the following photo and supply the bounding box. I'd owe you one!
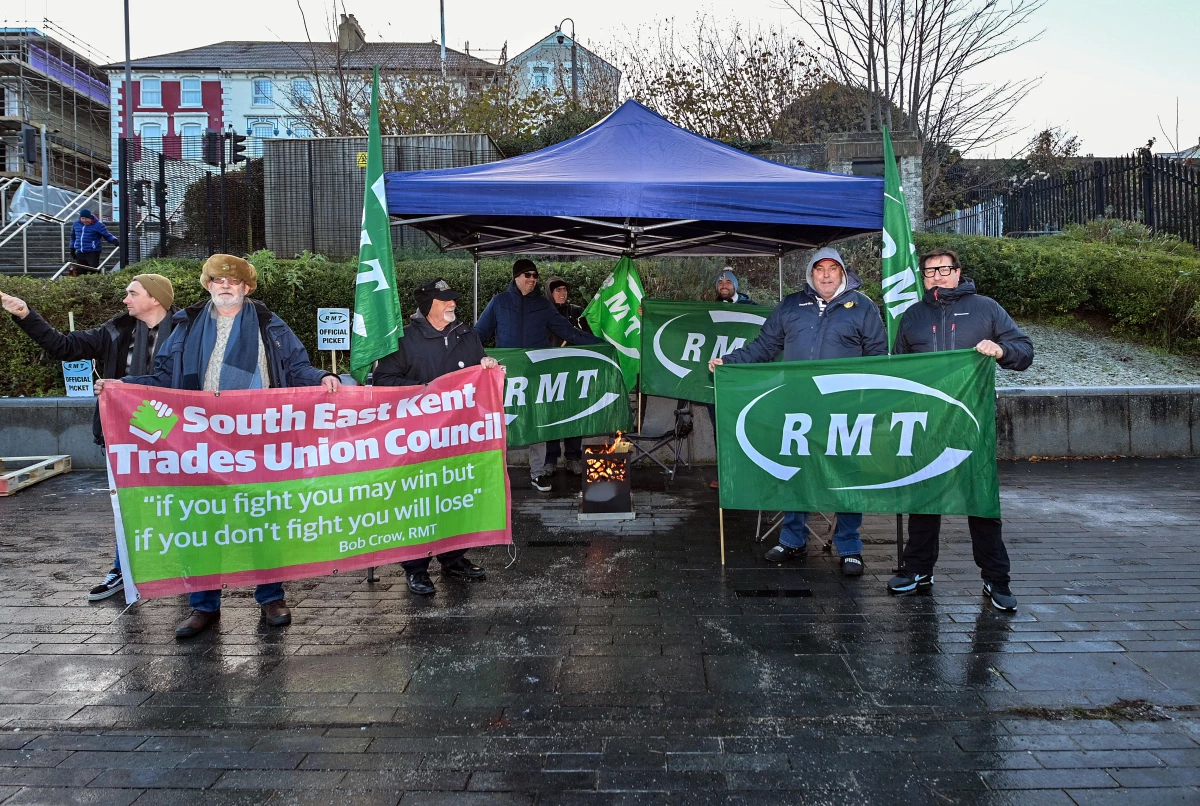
[555,18,577,107]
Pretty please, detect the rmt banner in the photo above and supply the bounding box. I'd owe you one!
[99,366,511,603]
[488,344,631,447]
[641,300,766,404]
[714,350,999,517]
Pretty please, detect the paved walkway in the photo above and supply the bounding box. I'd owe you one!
[0,460,1198,805]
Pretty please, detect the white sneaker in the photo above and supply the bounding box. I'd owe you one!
[531,475,552,492]
[88,569,123,602]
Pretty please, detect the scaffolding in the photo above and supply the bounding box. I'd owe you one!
[0,22,111,194]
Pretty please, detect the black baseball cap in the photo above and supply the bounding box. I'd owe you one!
[414,278,460,314]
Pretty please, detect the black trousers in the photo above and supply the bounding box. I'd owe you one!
[400,549,467,574]
[74,250,102,268]
[545,437,583,464]
[902,515,1010,585]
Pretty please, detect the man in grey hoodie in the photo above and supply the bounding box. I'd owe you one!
[710,248,887,576]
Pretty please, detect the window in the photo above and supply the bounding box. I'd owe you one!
[292,125,313,138]
[252,78,273,106]
[179,123,202,158]
[140,77,161,107]
[181,77,202,107]
[532,66,549,89]
[140,123,163,149]
[252,122,275,138]
[292,78,313,105]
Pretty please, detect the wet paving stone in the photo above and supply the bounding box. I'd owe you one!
[0,460,1198,801]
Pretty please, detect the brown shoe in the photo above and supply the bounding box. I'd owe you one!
[261,600,292,626]
[175,609,219,640]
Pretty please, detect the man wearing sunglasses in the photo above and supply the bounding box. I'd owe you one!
[476,258,600,492]
[887,248,1034,612]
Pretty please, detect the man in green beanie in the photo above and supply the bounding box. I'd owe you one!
[1,274,179,602]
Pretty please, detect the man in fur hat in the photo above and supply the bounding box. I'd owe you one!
[98,254,338,638]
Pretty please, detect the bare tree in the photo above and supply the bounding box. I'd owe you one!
[610,15,826,141]
[786,0,1045,210]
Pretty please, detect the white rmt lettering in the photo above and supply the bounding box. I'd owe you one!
[536,372,567,404]
[889,411,928,457]
[504,376,528,408]
[681,333,705,362]
[576,369,598,398]
[710,335,746,361]
[779,413,813,456]
[826,413,876,456]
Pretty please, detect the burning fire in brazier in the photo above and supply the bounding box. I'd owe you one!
[579,433,634,520]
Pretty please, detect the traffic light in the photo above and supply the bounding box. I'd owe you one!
[228,133,248,164]
[203,131,223,166]
[21,126,38,164]
[132,180,146,207]
[154,181,167,208]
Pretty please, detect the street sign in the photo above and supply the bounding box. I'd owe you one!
[317,308,351,350]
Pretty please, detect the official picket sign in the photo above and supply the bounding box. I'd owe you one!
[317,307,351,350]
[99,366,511,603]
[487,344,631,447]
[715,350,999,517]
[62,360,95,397]
[641,300,767,404]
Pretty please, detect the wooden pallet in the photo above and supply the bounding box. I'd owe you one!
[0,455,72,496]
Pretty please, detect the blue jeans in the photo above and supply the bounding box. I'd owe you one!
[189,583,285,613]
[780,512,864,557]
[113,545,121,573]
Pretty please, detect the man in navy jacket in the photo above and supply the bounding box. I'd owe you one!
[887,247,1034,612]
[710,248,887,577]
[70,209,118,270]
[475,258,598,491]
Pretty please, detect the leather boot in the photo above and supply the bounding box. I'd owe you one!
[175,609,219,639]
[261,600,292,626]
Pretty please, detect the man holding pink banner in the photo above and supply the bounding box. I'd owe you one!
[98,253,339,638]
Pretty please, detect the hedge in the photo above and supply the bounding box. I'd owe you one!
[3,231,1198,396]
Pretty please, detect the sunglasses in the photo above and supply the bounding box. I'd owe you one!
[520,271,539,279]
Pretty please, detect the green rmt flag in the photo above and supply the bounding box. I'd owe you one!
[583,256,645,390]
[350,66,402,384]
[881,125,922,351]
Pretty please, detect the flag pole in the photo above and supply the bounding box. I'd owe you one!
[719,507,726,566]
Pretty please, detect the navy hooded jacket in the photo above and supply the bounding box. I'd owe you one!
[71,218,118,253]
[721,248,888,365]
[475,280,600,349]
[893,277,1034,371]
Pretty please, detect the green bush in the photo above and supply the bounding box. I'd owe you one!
[4,233,1199,397]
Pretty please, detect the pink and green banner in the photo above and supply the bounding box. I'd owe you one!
[99,367,511,604]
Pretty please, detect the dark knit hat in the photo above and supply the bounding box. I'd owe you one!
[513,258,538,277]
[79,208,94,220]
[131,273,175,310]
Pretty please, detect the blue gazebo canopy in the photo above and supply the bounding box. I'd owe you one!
[384,100,884,258]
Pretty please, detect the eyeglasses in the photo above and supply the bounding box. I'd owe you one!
[520,272,539,279]
[920,265,959,277]
[209,276,244,286]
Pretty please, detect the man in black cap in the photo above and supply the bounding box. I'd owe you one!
[374,278,500,595]
[476,258,598,491]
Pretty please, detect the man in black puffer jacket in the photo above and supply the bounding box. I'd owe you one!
[887,247,1034,613]
[374,278,501,596]
[2,275,177,603]
[711,247,887,579]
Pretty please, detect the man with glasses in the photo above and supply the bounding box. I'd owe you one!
[886,247,1034,611]
[100,254,339,638]
[475,258,599,491]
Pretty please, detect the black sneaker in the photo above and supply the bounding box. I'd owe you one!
[983,580,1017,612]
[531,475,552,492]
[441,557,486,580]
[406,571,436,595]
[886,571,934,595]
[87,569,123,602]
[840,555,865,577]
[764,544,808,563]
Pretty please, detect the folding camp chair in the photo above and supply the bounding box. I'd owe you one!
[627,404,694,483]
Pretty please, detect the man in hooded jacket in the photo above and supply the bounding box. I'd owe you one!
[476,258,599,491]
[710,248,887,577]
[543,276,590,475]
[887,248,1034,612]
[374,278,500,595]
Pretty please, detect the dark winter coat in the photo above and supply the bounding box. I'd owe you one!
[893,278,1034,371]
[70,219,118,254]
[544,276,591,346]
[476,280,600,349]
[373,313,487,387]
[719,292,757,305]
[12,305,179,443]
[123,299,331,390]
[720,269,888,365]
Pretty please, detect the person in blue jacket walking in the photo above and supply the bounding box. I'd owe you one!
[70,208,119,270]
[709,247,887,578]
[475,258,599,492]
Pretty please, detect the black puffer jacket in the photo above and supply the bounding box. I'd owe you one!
[893,278,1034,371]
[373,313,486,386]
[13,306,178,443]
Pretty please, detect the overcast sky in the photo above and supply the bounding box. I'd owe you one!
[8,0,1198,156]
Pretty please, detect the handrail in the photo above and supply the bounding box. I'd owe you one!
[52,178,105,219]
[51,245,120,280]
[0,178,118,267]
